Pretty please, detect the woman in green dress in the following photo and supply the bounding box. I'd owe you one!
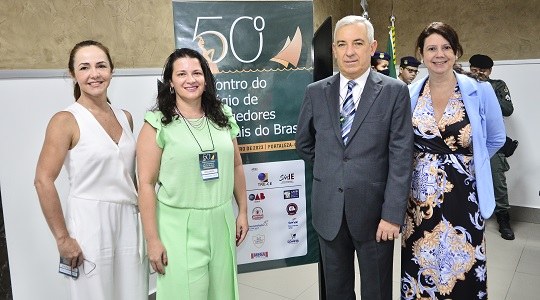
[137,48,248,300]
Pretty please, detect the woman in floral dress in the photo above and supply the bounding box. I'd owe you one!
[401,22,506,299]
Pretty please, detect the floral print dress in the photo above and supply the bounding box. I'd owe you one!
[401,81,488,299]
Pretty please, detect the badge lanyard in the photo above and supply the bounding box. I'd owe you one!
[176,106,215,153]
[176,106,219,180]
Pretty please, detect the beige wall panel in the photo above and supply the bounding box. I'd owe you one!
[1,0,538,70]
[313,0,359,31]
[0,0,174,69]
[313,0,539,62]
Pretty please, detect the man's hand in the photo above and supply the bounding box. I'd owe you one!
[376,219,400,242]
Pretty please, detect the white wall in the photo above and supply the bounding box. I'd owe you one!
[1,60,539,299]
[490,60,540,209]
[0,70,159,299]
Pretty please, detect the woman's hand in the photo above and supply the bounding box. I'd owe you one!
[147,239,168,275]
[235,212,249,246]
[57,236,84,268]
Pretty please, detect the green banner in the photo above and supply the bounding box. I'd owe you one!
[173,0,318,272]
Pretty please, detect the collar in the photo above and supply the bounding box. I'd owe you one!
[411,71,478,96]
[339,68,370,91]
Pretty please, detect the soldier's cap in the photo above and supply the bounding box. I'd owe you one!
[469,54,494,69]
[400,56,421,67]
[372,51,390,61]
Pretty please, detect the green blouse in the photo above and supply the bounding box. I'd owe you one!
[145,104,240,209]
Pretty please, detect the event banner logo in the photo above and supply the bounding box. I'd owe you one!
[173,1,313,154]
[237,160,307,264]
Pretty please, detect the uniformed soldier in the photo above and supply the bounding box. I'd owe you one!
[469,54,515,240]
[371,51,391,76]
[398,56,421,85]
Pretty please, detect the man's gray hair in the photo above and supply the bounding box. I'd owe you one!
[334,15,375,44]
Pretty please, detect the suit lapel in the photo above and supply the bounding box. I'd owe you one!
[324,74,343,144]
[347,71,382,143]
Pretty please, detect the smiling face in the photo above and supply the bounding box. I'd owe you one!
[71,45,112,99]
[421,33,457,76]
[333,22,377,80]
[170,57,205,103]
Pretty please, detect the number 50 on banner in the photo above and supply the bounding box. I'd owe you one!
[193,16,265,64]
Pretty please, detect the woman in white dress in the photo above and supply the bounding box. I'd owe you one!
[34,40,148,300]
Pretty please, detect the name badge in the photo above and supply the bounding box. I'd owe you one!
[199,152,219,181]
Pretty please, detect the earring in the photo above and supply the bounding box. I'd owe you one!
[170,86,174,94]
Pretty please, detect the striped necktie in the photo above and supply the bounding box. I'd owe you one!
[341,80,357,144]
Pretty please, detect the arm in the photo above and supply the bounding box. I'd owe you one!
[376,84,414,242]
[494,80,514,117]
[232,138,248,246]
[136,122,167,274]
[295,86,316,164]
[34,112,84,268]
[482,82,506,157]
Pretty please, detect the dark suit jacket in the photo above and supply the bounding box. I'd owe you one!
[295,71,414,241]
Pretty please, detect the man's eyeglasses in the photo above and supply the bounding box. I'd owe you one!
[405,68,419,74]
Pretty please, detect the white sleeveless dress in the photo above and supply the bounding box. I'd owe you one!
[63,102,147,300]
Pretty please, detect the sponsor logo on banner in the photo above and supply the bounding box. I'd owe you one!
[257,173,272,186]
[252,207,264,220]
[249,192,266,202]
[286,203,298,215]
[287,217,299,229]
[287,233,300,244]
[249,220,269,231]
[279,173,295,184]
[252,234,265,248]
[251,251,269,259]
[283,189,299,199]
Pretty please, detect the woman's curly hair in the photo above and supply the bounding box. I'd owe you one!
[155,48,229,128]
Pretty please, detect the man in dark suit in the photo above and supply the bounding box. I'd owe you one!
[295,15,413,300]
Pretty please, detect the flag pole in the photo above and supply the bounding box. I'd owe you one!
[386,0,397,78]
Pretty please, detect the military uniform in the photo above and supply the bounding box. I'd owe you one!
[470,53,516,240]
[489,78,514,215]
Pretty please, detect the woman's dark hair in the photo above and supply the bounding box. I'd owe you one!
[415,22,463,58]
[156,48,228,128]
[68,40,114,101]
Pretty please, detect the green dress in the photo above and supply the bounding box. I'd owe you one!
[145,104,240,300]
